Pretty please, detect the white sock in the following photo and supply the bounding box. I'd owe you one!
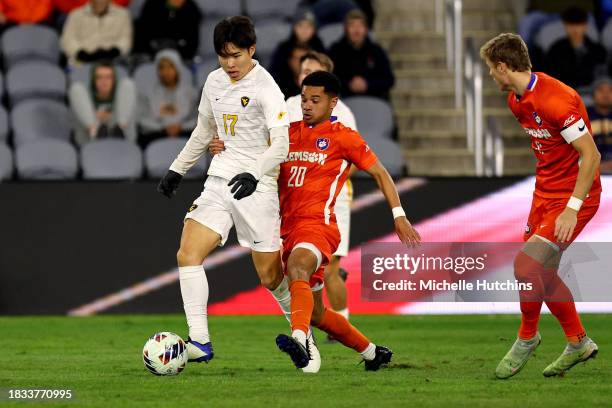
[268,275,292,323]
[360,342,376,361]
[179,265,210,344]
[292,329,307,347]
[335,308,349,320]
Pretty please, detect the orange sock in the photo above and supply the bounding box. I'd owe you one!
[543,268,586,343]
[515,252,547,339]
[289,280,313,334]
[314,308,370,353]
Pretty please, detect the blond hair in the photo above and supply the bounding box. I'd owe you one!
[301,51,335,73]
[480,33,532,72]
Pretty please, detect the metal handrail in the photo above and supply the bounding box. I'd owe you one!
[444,0,462,108]
[485,116,505,177]
[464,38,483,174]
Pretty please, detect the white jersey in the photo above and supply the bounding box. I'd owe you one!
[196,61,289,191]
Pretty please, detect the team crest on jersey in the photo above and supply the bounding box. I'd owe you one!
[316,138,330,151]
[241,96,250,107]
[525,223,531,234]
[532,112,542,127]
[188,204,198,213]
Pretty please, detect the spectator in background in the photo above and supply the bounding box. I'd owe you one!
[69,61,136,145]
[60,0,132,65]
[299,0,359,27]
[587,77,612,173]
[0,0,53,28]
[329,9,394,100]
[134,0,201,61]
[137,49,196,148]
[546,7,606,89]
[54,0,129,14]
[269,11,325,98]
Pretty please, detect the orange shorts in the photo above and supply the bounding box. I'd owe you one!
[281,222,341,288]
[524,193,600,249]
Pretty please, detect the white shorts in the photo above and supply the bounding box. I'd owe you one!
[185,176,281,252]
[333,181,352,257]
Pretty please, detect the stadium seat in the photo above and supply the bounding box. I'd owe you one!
[6,61,66,106]
[0,106,9,143]
[129,0,147,20]
[194,0,241,18]
[15,139,78,180]
[344,96,394,139]
[534,16,599,52]
[353,138,406,178]
[254,21,292,66]
[601,19,612,54]
[1,25,60,69]
[80,139,143,179]
[518,11,557,46]
[319,22,345,49]
[145,138,209,179]
[0,143,13,181]
[11,100,72,148]
[133,61,193,95]
[198,18,219,58]
[195,58,219,89]
[68,64,129,85]
[0,71,4,99]
[245,0,301,21]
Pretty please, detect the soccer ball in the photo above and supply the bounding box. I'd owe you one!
[142,332,188,376]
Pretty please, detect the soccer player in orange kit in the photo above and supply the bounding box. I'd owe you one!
[480,33,601,379]
[274,71,421,370]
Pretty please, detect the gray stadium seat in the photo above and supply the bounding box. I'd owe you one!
[81,139,143,179]
[129,0,147,20]
[133,62,193,95]
[196,58,220,89]
[6,61,66,106]
[254,21,292,66]
[344,96,394,139]
[145,138,209,179]
[1,24,60,69]
[0,106,8,143]
[68,64,129,85]
[198,18,218,58]
[534,17,599,52]
[15,139,78,180]
[11,100,72,147]
[245,0,301,21]
[353,138,406,178]
[0,71,4,99]
[602,19,612,54]
[319,22,345,49]
[194,0,241,17]
[0,143,13,181]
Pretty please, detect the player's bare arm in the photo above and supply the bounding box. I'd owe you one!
[555,134,601,242]
[364,160,421,246]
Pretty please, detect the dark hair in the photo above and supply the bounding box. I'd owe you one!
[214,16,256,57]
[301,71,341,96]
[561,7,588,24]
[300,51,334,72]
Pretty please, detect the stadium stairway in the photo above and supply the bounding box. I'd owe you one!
[375,0,536,176]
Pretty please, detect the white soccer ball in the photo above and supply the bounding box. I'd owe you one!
[142,332,188,376]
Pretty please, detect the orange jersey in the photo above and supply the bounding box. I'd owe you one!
[279,120,378,234]
[508,72,601,199]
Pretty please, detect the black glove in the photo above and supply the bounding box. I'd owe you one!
[157,170,183,198]
[76,49,95,62]
[228,172,258,200]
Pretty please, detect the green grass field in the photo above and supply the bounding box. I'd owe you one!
[1,314,611,407]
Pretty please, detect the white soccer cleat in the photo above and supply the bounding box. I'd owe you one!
[302,330,321,373]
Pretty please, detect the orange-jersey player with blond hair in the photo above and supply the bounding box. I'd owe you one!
[480,33,601,379]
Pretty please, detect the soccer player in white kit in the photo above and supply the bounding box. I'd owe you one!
[211,51,356,327]
[157,16,295,364]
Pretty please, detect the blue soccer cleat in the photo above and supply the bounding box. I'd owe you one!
[276,334,310,369]
[186,337,214,363]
